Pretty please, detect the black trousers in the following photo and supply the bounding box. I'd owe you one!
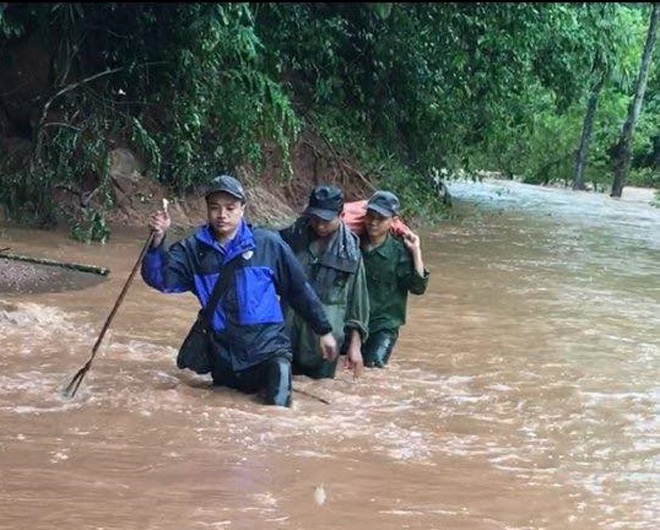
[211,354,292,407]
[362,329,399,368]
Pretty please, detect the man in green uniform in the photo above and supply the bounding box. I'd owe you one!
[279,185,369,379]
[361,190,430,368]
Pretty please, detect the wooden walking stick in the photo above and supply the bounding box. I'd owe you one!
[63,199,168,398]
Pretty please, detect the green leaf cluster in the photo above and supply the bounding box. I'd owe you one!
[0,3,658,233]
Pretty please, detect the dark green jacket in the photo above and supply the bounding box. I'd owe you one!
[362,233,429,334]
[279,217,370,368]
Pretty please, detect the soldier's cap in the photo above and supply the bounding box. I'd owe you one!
[204,175,246,201]
[305,185,344,221]
[367,190,400,218]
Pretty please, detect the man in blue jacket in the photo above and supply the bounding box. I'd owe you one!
[141,174,338,407]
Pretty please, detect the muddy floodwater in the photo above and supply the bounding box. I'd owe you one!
[1,180,658,530]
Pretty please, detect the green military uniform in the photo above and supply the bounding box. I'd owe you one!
[280,218,370,379]
[362,233,429,367]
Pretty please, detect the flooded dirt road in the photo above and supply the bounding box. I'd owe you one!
[1,180,658,529]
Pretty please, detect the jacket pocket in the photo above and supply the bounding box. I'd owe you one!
[235,266,284,325]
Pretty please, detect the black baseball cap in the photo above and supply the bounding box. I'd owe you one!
[305,185,344,221]
[367,190,400,217]
[204,175,246,201]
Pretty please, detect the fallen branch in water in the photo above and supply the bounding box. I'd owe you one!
[0,252,110,276]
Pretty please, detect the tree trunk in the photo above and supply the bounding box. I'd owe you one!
[573,73,605,191]
[611,3,660,198]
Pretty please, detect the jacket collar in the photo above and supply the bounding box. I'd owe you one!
[367,233,393,258]
[195,219,255,262]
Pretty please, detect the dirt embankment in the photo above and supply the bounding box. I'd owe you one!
[0,27,375,232]
[50,129,377,234]
[1,131,377,293]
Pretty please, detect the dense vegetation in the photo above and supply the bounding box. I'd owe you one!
[1,3,658,236]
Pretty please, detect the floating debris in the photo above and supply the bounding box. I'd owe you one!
[314,484,327,506]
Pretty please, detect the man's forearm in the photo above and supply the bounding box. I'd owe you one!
[347,327,363,350]
[351,328,361,346]
[152,232,166,248]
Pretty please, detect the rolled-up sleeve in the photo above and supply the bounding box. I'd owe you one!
[397,251,429,295]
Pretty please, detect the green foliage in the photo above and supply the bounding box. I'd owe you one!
[0,2,658,240]
[0,3,300,229]
[310,109,453,224]
[464,4,656,190]
[144,4,299,193]
[256,3,658,188]
[628,167,659,188]
[70,207,111,244]
[131,118,161,180]
[0,161,58,226]
[652,190,660,208]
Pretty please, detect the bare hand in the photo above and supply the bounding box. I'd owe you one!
[148,208,171,248]
[344,345,364,380]
[319,333,339,362]
[402,230,421,254]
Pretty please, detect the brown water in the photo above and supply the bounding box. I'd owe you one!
[1,180,658,530]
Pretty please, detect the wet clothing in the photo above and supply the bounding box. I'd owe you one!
[279,217,370,379]
[212,353,292,407]
[141,219,332,404]
[361,233,429,365]
[362,329,398,368]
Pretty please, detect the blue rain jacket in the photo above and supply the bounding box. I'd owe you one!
[141,219,332,371]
